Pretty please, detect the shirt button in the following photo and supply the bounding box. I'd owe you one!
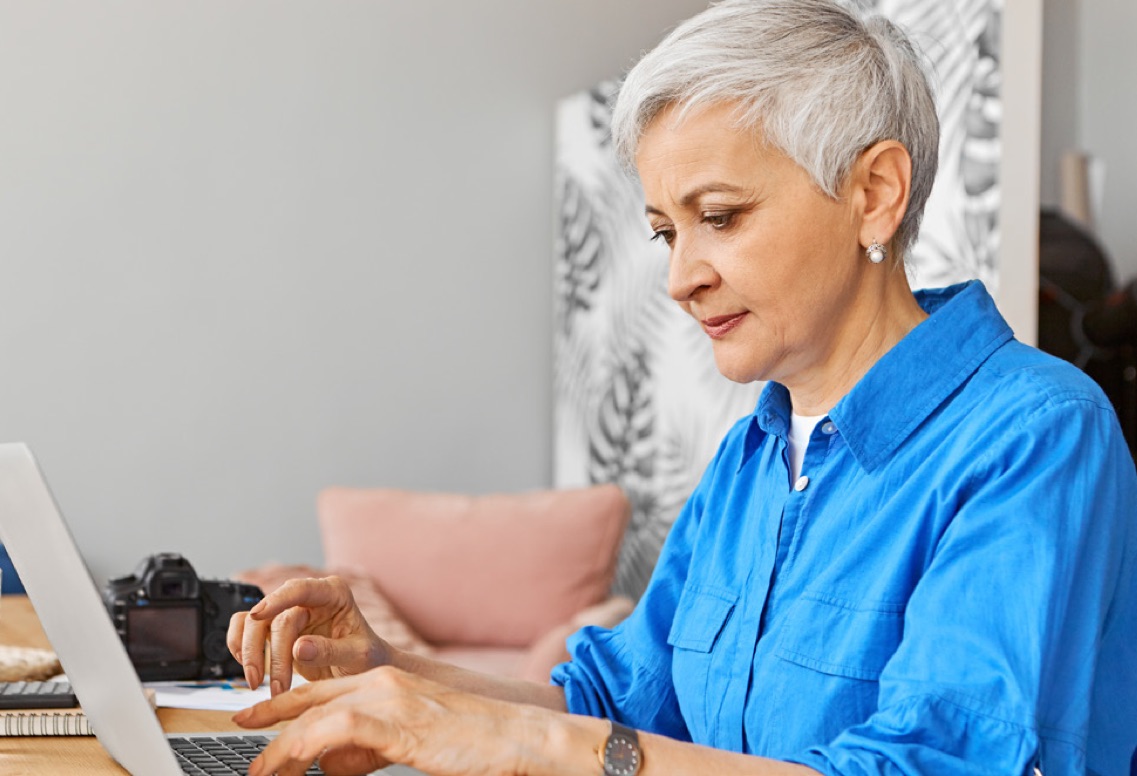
[794,475,810,492]
[821,421,837,435]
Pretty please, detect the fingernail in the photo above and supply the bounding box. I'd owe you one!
[245,668,259,689]
[233,709,250,724]
[249,601,265,616]
[296,640,317,661]
[271,679,282,697]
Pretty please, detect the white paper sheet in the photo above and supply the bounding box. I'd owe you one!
[145,675,308,712]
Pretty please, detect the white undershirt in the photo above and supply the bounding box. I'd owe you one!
[788,412,826,483]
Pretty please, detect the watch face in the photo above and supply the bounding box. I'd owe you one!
[604,734,641,776]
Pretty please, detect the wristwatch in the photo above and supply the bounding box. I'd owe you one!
[599,720,642,776]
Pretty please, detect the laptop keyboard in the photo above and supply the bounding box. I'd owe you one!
[0,680,78,709]
[169,734,323,775]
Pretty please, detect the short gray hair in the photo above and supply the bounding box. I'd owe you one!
[612,0,939,258]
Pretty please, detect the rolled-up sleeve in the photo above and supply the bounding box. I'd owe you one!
[550,440,734,741]
[788,397,1137,775]
[551,508,695,738]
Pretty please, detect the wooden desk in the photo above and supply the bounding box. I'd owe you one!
[0,595,265,775]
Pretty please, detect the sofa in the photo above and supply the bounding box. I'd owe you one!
[236,483,634,683]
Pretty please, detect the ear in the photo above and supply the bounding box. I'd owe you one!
[851,140,912,253]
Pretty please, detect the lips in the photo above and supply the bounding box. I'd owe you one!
[701,312,747,339]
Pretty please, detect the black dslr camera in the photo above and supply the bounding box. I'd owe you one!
[103,553,264,681]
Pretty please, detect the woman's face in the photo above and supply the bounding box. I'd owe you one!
[636,102,870,388]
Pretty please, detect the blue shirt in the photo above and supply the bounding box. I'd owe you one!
[552,281,1137,775]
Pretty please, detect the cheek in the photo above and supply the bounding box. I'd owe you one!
[759,218,852,297]
[715,238,788,304]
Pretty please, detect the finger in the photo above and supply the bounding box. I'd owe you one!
[249,576,351,622]
[292,633,374,676]
[226,611,247,664]
[248,730,319,776]
[267,606,311,694]
[318,746,391,776]
[240,612,271,690]
[234,673,360,728]
[250,705,394,776]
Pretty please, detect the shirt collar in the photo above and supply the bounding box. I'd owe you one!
[742,281,1013,473]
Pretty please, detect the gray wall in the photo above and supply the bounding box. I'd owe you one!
[1041,0,1137,280]
[1078,0,1137,280]
[1,1,1124,586]
[0,1,708,583]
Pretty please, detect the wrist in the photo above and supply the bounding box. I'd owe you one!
[358,619,393,669]
[373,638,400,670]
[526,710,609,776]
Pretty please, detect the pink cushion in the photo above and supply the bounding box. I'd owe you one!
[517,595,635,684]
[318,485,630,647]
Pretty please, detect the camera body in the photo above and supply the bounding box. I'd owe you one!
[103,553,263,681]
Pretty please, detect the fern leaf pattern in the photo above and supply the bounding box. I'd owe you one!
[555,173,605,336]
[877,0,1004,289]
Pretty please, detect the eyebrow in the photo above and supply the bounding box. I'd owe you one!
[644,182,751,216]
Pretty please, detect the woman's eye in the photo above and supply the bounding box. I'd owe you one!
[649,228,675,246]
[704,212,734,229]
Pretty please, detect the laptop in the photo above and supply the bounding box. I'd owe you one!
[0,443,419,775]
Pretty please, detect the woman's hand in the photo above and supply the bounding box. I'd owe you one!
[232,662,821,776]
[226,576,388,695]
[232,666,580,776]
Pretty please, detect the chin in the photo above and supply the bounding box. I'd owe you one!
[709,334,781,384]
[712,355,766,385]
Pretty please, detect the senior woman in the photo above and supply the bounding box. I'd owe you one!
[228,1,1137,774]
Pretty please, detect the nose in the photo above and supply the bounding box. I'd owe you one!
[667,236,718,302]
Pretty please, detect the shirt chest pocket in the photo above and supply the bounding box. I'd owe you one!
[666,585,737,743]
[773,593,905,682]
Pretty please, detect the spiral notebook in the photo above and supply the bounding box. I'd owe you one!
[0,687,155,737]
[0,710,93,736]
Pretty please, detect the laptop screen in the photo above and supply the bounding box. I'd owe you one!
[0,443,185,775]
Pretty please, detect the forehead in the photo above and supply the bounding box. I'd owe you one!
[637,102,751,164]
[634,102,793,199]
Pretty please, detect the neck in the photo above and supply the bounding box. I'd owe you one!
[786,268,927,416]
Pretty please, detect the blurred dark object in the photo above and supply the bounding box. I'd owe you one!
[103,553,263,681]
[0,543,26,594]
[1038,209,1137,456]
[1082,280,1137,348]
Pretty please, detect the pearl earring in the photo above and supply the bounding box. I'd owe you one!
[866,242,887,264]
